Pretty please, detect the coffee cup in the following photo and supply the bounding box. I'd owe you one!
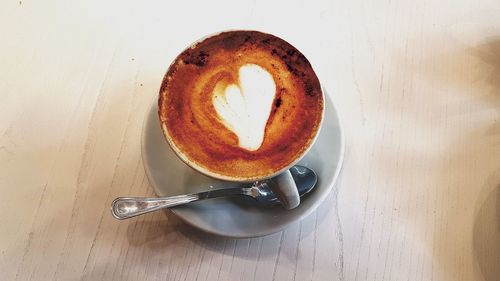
[158,30,324,209]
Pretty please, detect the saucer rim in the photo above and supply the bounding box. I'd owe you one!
[141,90,345,238]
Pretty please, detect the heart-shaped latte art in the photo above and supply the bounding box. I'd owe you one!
[212,64,276,151]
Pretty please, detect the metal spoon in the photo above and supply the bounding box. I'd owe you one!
[111,165,317,220]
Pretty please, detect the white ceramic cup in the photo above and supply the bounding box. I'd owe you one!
[158,30,324,209]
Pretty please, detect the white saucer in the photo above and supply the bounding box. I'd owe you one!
[142,91,345,238]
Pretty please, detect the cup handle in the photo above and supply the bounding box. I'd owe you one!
[269,169,300,209]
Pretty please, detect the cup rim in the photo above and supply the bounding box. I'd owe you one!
[158,29,325,183]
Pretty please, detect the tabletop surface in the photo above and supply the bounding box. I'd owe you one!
[1,0,499,280]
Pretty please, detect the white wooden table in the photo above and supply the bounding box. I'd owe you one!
[1,0,499,280]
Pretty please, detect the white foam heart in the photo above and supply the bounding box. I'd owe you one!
[212,64,276,151]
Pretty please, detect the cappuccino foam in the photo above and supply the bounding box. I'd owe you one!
[159,31,323,181]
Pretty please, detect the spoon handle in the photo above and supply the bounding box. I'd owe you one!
[111,194,200,220]
[111,187,249,220]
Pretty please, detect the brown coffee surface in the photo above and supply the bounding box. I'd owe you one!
[159,31,323,181]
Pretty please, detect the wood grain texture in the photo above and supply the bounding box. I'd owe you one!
[1,0,499,280]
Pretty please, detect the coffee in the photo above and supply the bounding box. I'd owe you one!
[159,31,323,181]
